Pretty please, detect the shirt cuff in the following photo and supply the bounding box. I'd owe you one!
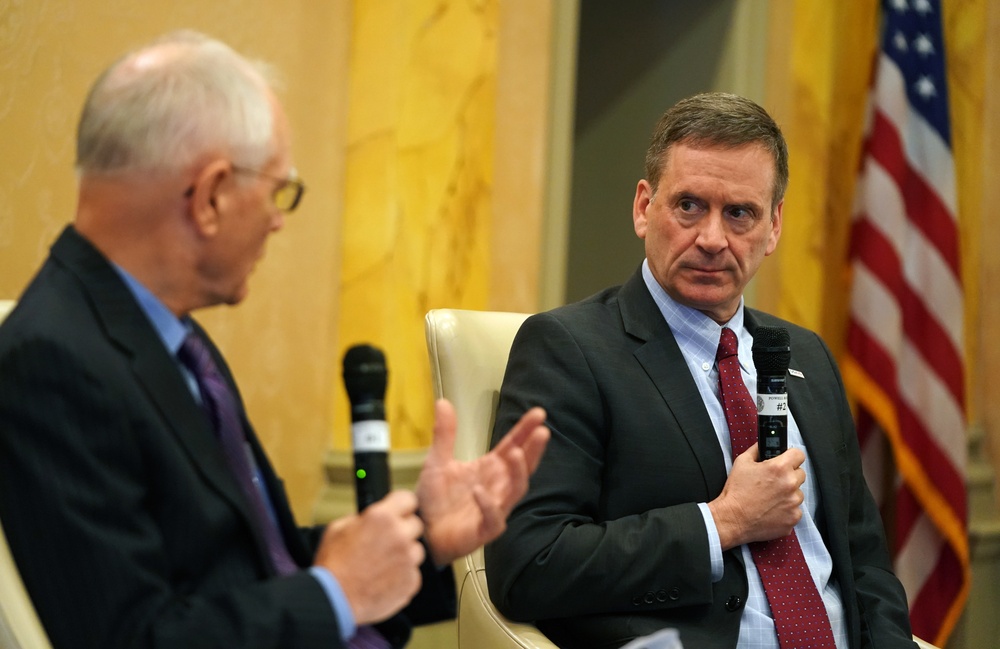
[309,566,357,642]
[697,503,724,582]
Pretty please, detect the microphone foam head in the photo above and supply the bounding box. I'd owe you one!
[751,326,790,377]
[343,344,387,401]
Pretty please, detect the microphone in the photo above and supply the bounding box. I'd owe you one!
[752,326,790,461]
[342,344,391,511]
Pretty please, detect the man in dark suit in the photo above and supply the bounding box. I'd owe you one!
[0,31,549,649]
[486,93,915,648]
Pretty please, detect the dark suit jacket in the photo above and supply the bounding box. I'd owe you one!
[485,268,914,649]
[0,226,454,649]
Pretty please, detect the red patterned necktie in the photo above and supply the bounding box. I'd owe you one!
[716,327,836,649]
[179,334,390,649]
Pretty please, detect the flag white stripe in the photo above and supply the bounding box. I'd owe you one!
[858,161,964,349]
[894,512,941,604]
[851,267,964,469]
[873,54,957,214]
[850,263,902,355]
[897,340,967,468]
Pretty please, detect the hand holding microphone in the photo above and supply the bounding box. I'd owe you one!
[317,344,424,624]
[710,326,804,548]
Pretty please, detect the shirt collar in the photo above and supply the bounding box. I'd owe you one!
[640,259,751,370]
[111,264,190,356]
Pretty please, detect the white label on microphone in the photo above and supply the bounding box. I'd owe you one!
[756,393,788,416]
[351,420,390,452]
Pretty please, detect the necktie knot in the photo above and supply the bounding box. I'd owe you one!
[178,332,214,379]
[716,327,739,363]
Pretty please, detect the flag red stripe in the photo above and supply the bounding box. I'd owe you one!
[866,110,960,274]
[849,218,966,403]
[892,482,921,554]
[908,544,964,641]
[895,406,966,513]
[846,320,895,390]
[845,324,966,509]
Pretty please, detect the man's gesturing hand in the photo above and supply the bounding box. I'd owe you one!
[416,399,549,566]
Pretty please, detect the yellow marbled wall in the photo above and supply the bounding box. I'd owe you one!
[332,0,553,450]
[0,1,353,519]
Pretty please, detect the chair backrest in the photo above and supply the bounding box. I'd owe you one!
[424,309,557,649]
[0,300,53,649]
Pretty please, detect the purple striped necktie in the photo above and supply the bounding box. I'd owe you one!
[716,327,836,649]
[177,332,299,576]
[178,333,389,648]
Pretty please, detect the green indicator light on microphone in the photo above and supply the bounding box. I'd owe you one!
[356,469,367,480]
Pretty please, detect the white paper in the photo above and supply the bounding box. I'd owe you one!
[619,628,683,649]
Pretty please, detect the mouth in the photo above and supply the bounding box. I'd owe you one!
[687,266,729,275]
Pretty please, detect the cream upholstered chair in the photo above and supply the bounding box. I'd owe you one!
[0,299,54,649]
[425,308,556,649]
[424,307,940,649]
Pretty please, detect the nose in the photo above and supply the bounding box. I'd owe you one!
[694,212,728,254]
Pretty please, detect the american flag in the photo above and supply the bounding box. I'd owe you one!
[843,0,969,644]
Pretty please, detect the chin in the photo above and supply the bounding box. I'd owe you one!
[223,283,251,306]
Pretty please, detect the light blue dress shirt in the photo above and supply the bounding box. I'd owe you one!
[112,265,358,641]
[640,260,847,649]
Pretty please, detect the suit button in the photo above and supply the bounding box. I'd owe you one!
[632,595,642,606]
[656,589,668,602]
[643,591,655,604]
[668,587,680,601]
[725,595,743,612]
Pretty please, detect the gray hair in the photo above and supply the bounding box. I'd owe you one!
[76,30,279,175]
[644,92,788,209]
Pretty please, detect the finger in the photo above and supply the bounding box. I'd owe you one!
[738,442,759,463]
[402,513,425,541]
[521,425,550,475]
[428,398,458,463]
[494,407,547,452]
[409,537,427,566]
[377,489,419,516]
[472,485,506,540]
[493,446,530,510]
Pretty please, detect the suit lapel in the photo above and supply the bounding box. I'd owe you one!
[617,269,729,497]
[51,228,274,559]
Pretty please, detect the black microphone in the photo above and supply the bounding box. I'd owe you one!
[342,344,391,511]
[752,326,790,461]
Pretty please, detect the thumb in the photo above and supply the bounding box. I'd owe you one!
[429,398,458,463]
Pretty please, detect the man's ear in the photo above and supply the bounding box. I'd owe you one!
[765,199,783,257]
[633,179,653,240]
[187,159,231,237]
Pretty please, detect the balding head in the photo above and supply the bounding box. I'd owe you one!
[73,32,293,316]
[76,30,279,177]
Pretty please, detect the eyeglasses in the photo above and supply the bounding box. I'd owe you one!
[231,165,306,213]
[183,165,307,213]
